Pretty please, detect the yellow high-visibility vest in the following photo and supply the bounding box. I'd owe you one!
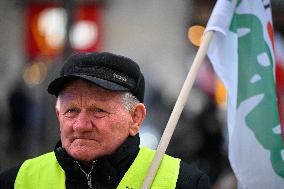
[15,152,65,189]
[117,147,180,189]
[15,147,180,189]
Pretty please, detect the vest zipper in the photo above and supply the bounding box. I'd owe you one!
[75,160,96,189]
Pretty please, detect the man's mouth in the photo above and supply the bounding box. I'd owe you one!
[73,137,98,143]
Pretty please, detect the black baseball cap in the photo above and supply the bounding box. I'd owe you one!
[47,52,145,102]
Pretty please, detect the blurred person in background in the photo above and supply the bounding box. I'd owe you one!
[194,99,224,183]
[0,52,210,189]
[7,81,32,157]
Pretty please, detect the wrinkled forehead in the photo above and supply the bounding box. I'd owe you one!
[58,79,123,102]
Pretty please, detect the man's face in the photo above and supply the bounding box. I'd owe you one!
[56,80,139,162]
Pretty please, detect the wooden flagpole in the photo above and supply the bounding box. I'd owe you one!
[141,30,215,189]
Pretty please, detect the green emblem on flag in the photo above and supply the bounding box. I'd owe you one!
[230,10,284,178]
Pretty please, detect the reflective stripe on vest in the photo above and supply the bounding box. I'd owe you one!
[14,152,65,189]
[15,147,180,189]
[118,147,180,189]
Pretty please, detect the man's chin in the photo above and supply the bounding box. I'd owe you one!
[65,142,115,161]
[69,149,98,162]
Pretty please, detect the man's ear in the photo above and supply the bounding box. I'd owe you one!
[56,108,60,119]
[55,99,60,119]
[129,103,146,136]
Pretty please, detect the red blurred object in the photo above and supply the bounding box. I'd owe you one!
[72,5,102,53]
[26,3,59,59]
[276,61,284,140]
[26,3,102,60]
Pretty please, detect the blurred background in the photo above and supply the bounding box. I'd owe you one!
[0,0,283,188]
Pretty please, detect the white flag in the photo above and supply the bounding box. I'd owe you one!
[205,0,284,188]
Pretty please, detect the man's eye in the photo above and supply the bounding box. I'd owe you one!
[95,108,104,112]
[64,108,80,117]
[67,108,79,113]
[90,108,108,118]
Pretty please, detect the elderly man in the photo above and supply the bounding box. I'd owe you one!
[0,52,210,188]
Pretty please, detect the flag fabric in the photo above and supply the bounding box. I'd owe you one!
[205,0,284,188]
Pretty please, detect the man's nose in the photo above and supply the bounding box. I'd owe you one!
[73,111,93,133]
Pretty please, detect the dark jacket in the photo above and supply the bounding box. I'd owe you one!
[0,135,210,189]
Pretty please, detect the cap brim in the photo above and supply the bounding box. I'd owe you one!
[47,74,129,96]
